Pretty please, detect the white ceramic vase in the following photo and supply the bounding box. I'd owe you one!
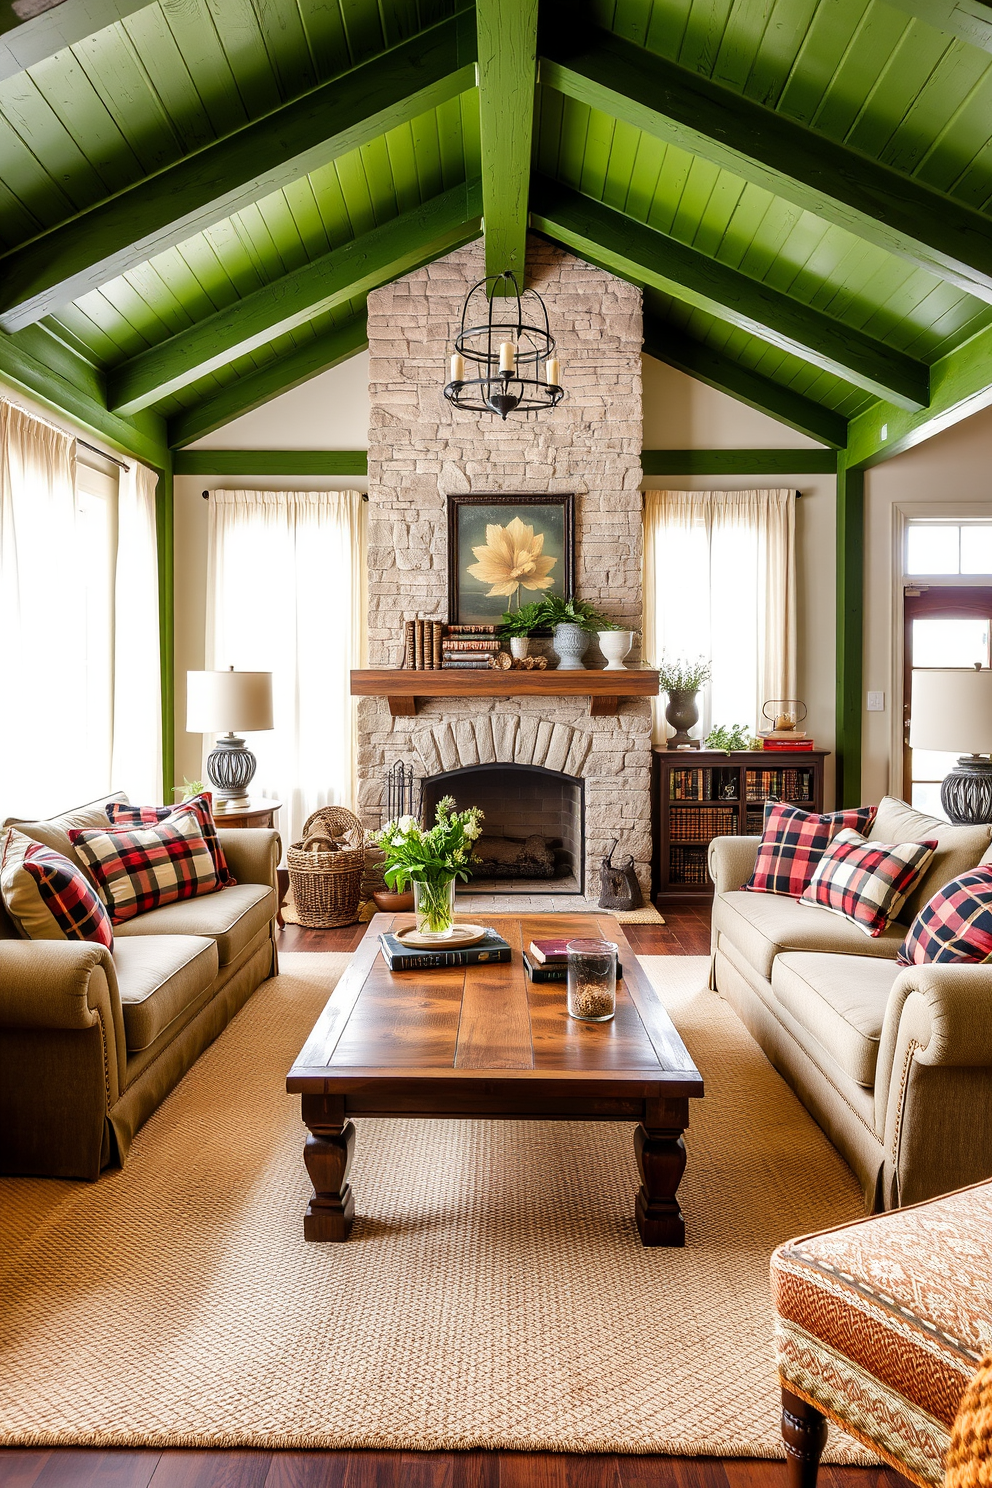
[509,636,530,659]
[598,630,634,670]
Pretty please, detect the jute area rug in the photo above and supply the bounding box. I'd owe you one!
[0,951,870,1459]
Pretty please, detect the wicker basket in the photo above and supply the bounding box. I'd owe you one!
[287,807,365,927]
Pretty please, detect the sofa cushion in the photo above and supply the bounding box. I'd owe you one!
[112,883,275,966]
[745,801,877,897]
[4,792,129,888]
[70,813,220,925]
[771,952,901,1085]
[107,795,235,886]
[0,827,114,948]
[869,797,992,924]
[898,865,992,965]
[113,934,218,1051]
[714,889,906,981]
[800,828,938,937]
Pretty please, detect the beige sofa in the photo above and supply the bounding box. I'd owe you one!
[0,793,280,1179]
[709,795,992,1211]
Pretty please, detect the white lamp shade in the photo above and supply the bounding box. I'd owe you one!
[186,670,274,733]
[910,668,992,755]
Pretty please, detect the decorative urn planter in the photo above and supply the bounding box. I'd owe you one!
[665,688,700,748]
[598,630,634,670]
[509,636,531,660]
[552,622,589,670]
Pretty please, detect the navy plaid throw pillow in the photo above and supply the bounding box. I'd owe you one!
[0,827,113,947]
[745,802,876,898]
[898,866,992,965]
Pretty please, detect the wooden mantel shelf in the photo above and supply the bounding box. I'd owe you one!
[351,667,660,718]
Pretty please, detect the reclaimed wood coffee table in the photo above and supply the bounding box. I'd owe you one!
[286,912,704,1246]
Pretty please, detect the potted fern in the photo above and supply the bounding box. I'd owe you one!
[499,600,546,659]
[537,594,611,670]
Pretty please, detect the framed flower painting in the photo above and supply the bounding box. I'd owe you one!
[446,494,575,627]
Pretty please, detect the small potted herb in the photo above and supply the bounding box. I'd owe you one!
[704,723,754,753]
[499,600,546,659]
[537,594,611,670]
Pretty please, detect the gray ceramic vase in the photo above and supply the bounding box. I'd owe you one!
[665,688,700,748]
[552,622,590,670]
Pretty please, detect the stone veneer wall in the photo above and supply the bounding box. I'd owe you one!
[360,235,650,896]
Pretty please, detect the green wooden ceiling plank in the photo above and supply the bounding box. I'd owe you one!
[70,27,183,177]
[46,304,122,364]
[111,178,482,412]
[676,0,734,75]
[853,34,983,169]
[157,0,248,138]
[600,114,641,211]
[0,135,42,247]
[333,149,381,239]
[539,23,992,304]
[555,94,592,195]
[641,448,837,474]
[436,92,468,186]
[0,0,157,81]
[338,0,387,61]
[117,260,196,337]
[776,2,864,125]
[818,14,946,146]
[384,121,425,214]
[641,314,848,446]
[203,0,282,117]
[0,71,110,209]
[296,0,353,76]
[846,318,992,465]
[0,320,168,466]
[228,201,290,285]
[458,82,481,167]
[359,133,401,220]
[281,175,333,258]
[250,0,318,101]
[882,0,992,53]
[409,102,445,200]
[577,100,615,201]
[29,48,148,195]
[118,7,216,156]
[174,449,369,475]
[644,0,693,56]
[167,311,369,446]
[742,0,819,103]
[477,0,538,283]
[535,82,565,178]
[0,12,477,330]
[530,176,929,407]
[711,0,780,92]
[252,191,309,276]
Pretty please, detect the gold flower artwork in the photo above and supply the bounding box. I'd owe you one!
[466,515,557,601]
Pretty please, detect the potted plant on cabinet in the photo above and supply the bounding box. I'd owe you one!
[538,594,611,670]
[657,655,713,748]
[499,600,546,660]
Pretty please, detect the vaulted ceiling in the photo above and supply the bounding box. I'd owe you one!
[2,0,992,464]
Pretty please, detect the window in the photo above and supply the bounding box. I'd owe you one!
[905,520,992,576]
[74,462,117,797]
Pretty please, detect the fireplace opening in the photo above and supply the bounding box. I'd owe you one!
[421,763,584,895]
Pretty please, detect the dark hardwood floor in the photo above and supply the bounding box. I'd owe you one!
[0,905,900,1488]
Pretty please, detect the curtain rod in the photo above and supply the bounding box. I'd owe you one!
[78,438,130,471]
[201,489,369,500]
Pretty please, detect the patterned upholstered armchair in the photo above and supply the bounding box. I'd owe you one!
[771,1180,992,1486]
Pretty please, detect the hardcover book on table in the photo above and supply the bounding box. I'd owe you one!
[379,928,511,971]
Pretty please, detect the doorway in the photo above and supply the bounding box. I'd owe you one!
[903,587,992,813]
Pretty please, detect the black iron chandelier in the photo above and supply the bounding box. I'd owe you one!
[442,271,564,420]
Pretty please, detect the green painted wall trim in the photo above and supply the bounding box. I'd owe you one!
[540,25,992,305]
[532,178,930,409]
[641,448,836,475]
[174,450,369,475]
[0,324,168,468]
[0,13,478,331]
[642,317,848,448]
[110,180,483,414]
[846,319,992,468]
[477,0,538,284]
[155,457,175,801]
[835,455,864,808]
[168,314,371,448]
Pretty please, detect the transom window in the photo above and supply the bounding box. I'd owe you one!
[905,521,992,576]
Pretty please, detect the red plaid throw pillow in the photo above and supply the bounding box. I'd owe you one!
[69,811,219,925]
[800,828,938,937]
[897,866,992,965]
[106,794,234,886]
[0,827,113,947]
[745,802,877,897]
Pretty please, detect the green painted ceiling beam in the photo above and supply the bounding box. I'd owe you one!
[882,0,992,53]
[642,316,848,448]
[540,26,992,305]
[535,181,927,410]
[0,12,477,332]
[110,179,483,415]
[846,320,992,466]
[167,314,369,448]
[0,0,153,80]
[641,448,837,475]
[834,453,864,807]
[477,0,537,286]
[0,323,167,467]
[173,450,369,476]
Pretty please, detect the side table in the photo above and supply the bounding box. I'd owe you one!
[214,799,283,926]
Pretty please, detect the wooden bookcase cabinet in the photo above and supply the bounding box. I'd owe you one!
[652,749,828,903]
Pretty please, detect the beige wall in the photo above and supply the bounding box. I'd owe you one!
[862,404,992,805]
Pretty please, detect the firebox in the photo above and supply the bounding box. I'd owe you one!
[421,763,584,895]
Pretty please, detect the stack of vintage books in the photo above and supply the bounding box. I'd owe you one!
[523,938,624,983]
[442,624,501,669]
[403,619,444,669]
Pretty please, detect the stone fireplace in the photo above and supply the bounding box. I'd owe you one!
[359,234,651,899]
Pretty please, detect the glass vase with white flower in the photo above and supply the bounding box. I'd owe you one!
[376,797,484,939]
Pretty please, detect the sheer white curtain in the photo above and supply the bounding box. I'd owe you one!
[205,490,367,850]
[643,489,797,746]
[0,401,88,817]
[111,459,162,802]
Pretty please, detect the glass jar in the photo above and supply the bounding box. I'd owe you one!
[413,877,457,939]
[566,939,617,1022]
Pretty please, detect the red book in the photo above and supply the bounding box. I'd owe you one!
[762,738,815,751]
[527,937,574,964]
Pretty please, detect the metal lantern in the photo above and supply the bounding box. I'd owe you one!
[443,271,564,420]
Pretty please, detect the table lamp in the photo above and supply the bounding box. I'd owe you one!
[909,665,992,823]
[186,667,274,812]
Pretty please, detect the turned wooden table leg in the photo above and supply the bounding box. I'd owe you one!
[301,1094,355,1241]
[782,1387,827,1488]
[634,1097,688,1246]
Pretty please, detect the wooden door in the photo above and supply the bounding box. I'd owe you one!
[903,587,992,813]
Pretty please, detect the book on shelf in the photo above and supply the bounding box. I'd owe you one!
[432,620,443,669]
[379,929,511,971]
[441,659,493,669]
[445,624,498,635]
[523,952,623,984]
[762,739,815,751]
[441,638,501,651]
[413,619,424,670]
[404,619,416,669]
